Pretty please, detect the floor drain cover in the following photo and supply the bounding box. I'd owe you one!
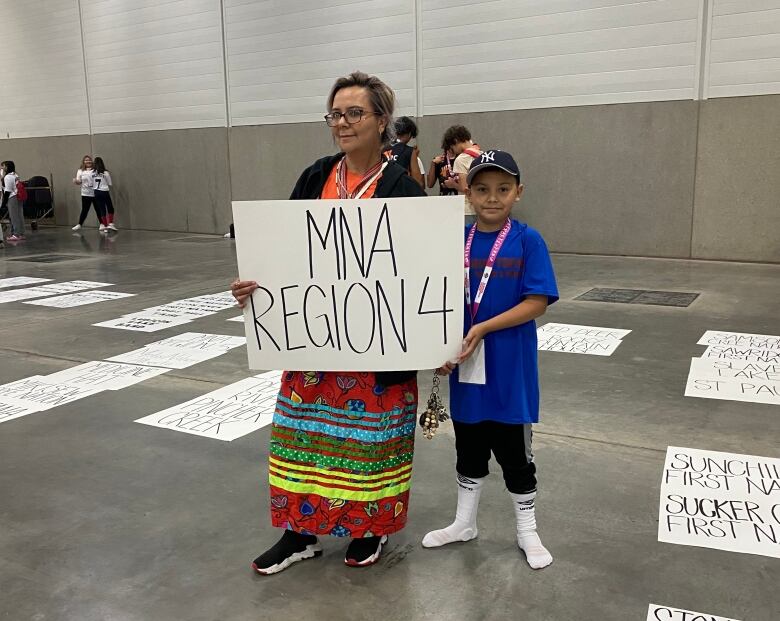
[576,288,699,307]
[8,254,89,263]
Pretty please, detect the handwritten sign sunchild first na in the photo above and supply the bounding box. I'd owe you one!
[233,197,464,371]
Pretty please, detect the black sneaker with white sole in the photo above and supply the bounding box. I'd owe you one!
[251,530,322,575]
[344,535,388,567]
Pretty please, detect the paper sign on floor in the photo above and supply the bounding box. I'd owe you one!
[40,361,170,390]
[697,331,780,351]
[108,332,246,369]
[0,281,112,304]
[537,322,631,356]
[0,277,52,289]
[94,315,193,332]
[0,397,46,424]
[647,604,740,621]
[135,371,282,441]
[686,331,780,404]
[684,358,780,406]
[25,290,135,308]
[0,376,104,412]
[658,446,780,558]
[95,291,237,331]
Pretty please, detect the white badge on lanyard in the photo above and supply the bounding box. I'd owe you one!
[461,219,512,385]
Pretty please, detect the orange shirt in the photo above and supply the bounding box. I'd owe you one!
[320,161,379,200]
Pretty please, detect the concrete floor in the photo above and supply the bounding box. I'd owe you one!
[0,227,777,621]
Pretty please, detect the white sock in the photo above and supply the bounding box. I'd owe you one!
[510,491,553,569]
[422,474,484,548]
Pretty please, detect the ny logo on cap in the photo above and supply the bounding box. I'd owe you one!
[480,151,496,163]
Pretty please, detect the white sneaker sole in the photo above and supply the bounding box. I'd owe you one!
[345,535,388,567]
[252,543,322,575]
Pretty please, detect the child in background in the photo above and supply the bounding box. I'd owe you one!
[386,116,425,188]
[93,157,117,231]
[72,155,97,231]
[423,150,559,570]
[427,143,457,196]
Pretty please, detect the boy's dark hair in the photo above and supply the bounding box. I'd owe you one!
[2,160,15,173]
[442,125,471,149]
[94,157,107,174]
[394,116,418,138]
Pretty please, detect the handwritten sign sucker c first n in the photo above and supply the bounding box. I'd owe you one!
[232,196,464,371]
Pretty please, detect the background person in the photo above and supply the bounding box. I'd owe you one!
[442,125,481,224]
[72,155,97,231]
[93,157,117,232]
[386,116,425,188]
[1,160,25,241]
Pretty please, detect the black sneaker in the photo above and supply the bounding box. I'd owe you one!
[344,535,388,567]
[251,530,322,575]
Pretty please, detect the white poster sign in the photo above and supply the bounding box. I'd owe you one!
[698,330,780,351]
[0,397,46,424]
[647,604,741,621]
[0,280,111,303]
[0,376,103,411]
[94,291,237,331]
[108,333,246,369]
[233,197,463,371]
[25,290,135,308]
[0,277,52,288]
[700,345,780,364]
[135,371,282,441]
[94,314,193,332]
[40,361,170,390]
[536,322,630,356]
[658,446,780,558]
[684,358,780,405]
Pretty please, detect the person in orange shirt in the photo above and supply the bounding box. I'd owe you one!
[231,71,425,575]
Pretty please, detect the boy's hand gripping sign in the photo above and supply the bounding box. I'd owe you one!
[233,197,464,371]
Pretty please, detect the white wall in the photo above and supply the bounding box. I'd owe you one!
[224,0,417,126]
[81,0,227,133]
[706,0,780,98]
[0,0,89,139]
[421,0,701,114]
[1,0,780,139]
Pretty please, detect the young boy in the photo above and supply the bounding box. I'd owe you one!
[423,150,558,570]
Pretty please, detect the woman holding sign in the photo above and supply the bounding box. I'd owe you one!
[232,72,425,574]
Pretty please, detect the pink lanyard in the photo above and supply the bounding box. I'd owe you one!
[464,219,512,324]
[336,158,385,200]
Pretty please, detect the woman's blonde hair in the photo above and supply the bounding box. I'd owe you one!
[326,71,396,144]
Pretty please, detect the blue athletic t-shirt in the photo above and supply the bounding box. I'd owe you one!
[450,220,559,424]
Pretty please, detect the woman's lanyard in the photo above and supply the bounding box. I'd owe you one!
[464,219,512,326]
[336,157,387,200]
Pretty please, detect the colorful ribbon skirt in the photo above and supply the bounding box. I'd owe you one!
[268,371,418,538]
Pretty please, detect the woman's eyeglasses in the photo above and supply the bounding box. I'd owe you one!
[324,108,379,126]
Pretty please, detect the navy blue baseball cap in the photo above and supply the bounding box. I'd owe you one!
[466,149,521,185]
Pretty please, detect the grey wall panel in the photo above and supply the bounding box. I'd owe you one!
[0,134,92,226]
[692,95,780,262]
[418,100,699,257]
[92,128,231,234]
[229,123,336,201]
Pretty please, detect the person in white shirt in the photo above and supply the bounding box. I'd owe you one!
[72,155,98,231]
[1,160,25,241]
[93,157,117,232]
